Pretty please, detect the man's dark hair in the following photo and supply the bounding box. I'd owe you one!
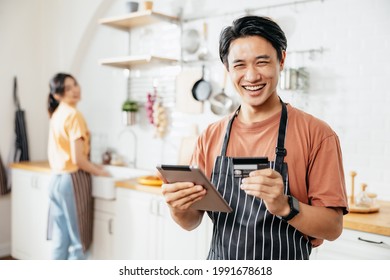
[219,15,287,68]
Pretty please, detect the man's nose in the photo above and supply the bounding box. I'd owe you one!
[244,66,260,82]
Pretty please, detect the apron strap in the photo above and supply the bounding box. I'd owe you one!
[274,101,288,174]
[220,106,240,156]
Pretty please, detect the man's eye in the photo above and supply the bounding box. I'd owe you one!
[233,64,245,68]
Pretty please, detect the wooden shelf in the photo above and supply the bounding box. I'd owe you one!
[99,10,179,30]
[99,55,178,68]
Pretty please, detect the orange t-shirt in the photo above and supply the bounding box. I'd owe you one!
[48,102,90,173]
[190,104,348,211]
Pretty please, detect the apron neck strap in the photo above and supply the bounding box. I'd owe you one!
[220,106,240,156]
[275,100,288,174]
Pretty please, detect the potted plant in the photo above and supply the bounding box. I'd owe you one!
[122,99,138,126]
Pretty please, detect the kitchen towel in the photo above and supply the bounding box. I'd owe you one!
[0,154,9,195]
[5,77,30,192]
[12,76,30,162]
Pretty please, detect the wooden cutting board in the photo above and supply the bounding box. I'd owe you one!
[349,204,380,213]
[175,68,203,114]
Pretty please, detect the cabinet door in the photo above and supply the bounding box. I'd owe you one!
[11,169,51,260]
[114,188,157,260]
[90,211,115,259]
[312,229,390,259]
[155,197,212,260]
[90,198,115,260]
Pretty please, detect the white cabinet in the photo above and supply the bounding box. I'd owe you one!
[89,198,115,260]
[11,169,51,260]
[311,228,390,259]
[114,187,212,260]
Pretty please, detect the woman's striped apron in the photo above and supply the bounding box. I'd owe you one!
[47,170,93,253]
[206,101,312,260]
[70,170,93,252]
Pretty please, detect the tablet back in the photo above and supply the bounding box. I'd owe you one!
[157,165,232,213]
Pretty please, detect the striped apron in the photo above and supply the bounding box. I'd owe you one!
[71,170,93,252]
[207,101,312,260]
[47,170,93,253]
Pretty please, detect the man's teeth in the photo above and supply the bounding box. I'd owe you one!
[243,85,264,91]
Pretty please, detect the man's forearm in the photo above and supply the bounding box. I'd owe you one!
[290,203,343,241]
[170,208,205,231]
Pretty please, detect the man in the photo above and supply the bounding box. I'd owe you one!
[162,15,348,260]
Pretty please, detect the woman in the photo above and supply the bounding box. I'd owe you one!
[47,73,109,259]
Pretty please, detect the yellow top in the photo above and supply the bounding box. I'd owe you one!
[48,102,90,173]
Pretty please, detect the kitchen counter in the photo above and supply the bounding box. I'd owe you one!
[10,161,51,173]
[344,200,390,236]
[115,179,162,195]
[10,161,390,236]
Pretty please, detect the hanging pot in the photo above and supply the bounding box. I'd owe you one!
[191,65,212,101]
[181,28,201,55]
[210,70,235,115]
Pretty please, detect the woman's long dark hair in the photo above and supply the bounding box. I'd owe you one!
[47,73,75,117]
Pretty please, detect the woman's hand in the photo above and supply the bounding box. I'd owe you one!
[240,168,290,217]
[94,164,111,177]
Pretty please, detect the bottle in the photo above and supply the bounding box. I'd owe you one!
[355,183,373,208]
[102,149,112,165]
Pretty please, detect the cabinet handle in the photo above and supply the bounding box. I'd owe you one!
[150,199,158,215]
[31,177,37,189]
[157,200,166,217]
[357,237,384,245]
[108,218,113,235]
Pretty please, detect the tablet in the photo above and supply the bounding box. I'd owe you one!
[156,165,232,213]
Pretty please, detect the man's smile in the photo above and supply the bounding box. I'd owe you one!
[242,83,266,92]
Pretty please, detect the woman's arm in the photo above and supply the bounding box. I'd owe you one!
[71,138,110,177]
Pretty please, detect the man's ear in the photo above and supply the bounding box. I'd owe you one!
[279,50,286,71]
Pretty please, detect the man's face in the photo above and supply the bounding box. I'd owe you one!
[227,36,285,108]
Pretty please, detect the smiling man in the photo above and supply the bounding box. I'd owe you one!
[162,15,348,260]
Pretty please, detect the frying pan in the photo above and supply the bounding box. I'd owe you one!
[191,65,212,101]
[210,70,235,115]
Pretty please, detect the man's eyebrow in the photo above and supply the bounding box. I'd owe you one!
[232,59,245,64]
[256,55,271,60]
[232,55,271,64]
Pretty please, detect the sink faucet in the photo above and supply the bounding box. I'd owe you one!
[117,128,137,168]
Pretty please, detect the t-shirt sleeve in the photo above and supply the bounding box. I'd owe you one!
[190,134,206,173]
[307,134,349,214]
[66,111,88,142]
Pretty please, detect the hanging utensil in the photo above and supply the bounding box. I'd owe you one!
[181,28,201,55]
[191,65,212,101]
[198,22,209,61]
[210,70,235,115]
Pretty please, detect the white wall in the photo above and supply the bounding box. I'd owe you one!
[79,0,390,200]
[1,0,389,256]
[0,0,44,257]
